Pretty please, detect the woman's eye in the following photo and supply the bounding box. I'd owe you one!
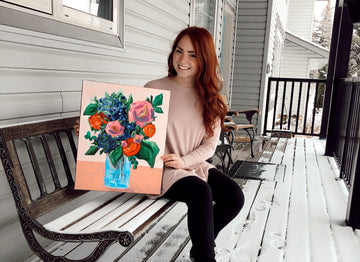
[176,49,182,54]
[190,54,196,58]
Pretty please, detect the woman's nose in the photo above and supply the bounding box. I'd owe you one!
[179,54,187,63]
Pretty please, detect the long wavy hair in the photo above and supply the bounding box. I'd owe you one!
[168,27,228,137]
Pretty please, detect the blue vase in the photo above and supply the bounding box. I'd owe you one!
[104,154,131,189]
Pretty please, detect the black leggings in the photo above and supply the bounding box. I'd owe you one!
[163,168,244,262]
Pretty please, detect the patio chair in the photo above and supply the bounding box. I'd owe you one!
[220,95,260,158]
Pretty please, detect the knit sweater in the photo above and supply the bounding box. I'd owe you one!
[145,77,221,198]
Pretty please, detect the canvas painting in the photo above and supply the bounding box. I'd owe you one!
[75,80,170,195]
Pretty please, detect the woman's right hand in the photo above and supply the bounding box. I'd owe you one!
[161,154,182,169]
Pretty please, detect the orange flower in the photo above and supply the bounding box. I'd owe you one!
[143,123,156,138]
[122,138,141,156]
[89,113,109,130]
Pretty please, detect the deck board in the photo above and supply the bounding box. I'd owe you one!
[258,138,292,262]
[305,139,337,262]
[285,138,311,262]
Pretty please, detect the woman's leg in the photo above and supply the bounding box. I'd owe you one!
[163,176,216,262]
[207,168,244,238]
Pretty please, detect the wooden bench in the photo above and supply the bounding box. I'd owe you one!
[0,116,176,261]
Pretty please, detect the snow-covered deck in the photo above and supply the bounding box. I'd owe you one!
[215,137,360,262]
[25,137,360,262]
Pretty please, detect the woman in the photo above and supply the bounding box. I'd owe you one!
[145,27,244,262]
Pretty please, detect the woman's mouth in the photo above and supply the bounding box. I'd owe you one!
[178,65,190,70]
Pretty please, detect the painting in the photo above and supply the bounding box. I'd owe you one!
[75,80,170,195]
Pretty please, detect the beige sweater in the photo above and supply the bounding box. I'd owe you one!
[145,77,221,198]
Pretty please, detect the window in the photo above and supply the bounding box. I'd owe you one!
[192,0,217,37]
[0,0,124,48]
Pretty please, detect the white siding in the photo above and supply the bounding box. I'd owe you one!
[0,1,190,261]
[232,0,290,132]
[232,0,268,112]
[281,40,328,78]
[286,0,315,40]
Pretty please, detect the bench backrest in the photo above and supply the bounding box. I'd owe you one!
[0,117,86,219]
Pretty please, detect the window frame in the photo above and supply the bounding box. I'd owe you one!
[190,0,218,38]
[0,0,124,49]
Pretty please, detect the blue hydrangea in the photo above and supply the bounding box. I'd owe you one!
[95,133,118,153]
[97,95,128,122]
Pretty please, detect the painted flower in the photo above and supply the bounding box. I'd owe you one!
[128,101,155,128]
[143,123,156,138]
[89,113,109,130]
[133,134,144,143]
[122,138,141,157]
[105,121,125,137]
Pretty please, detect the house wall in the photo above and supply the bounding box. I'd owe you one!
[232,0,269,112]
[0,1,191,261]
[286,0,315,40]
[281,0,317,79]
[232,0,288,132]
[281,42,312,77]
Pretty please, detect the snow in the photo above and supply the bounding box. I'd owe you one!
[209,138,360,262]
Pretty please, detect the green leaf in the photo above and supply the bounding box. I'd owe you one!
[127,94,133,105]
[152,94,163,107]
[85,145,99,155]
[84,131,91,140]
[153,106,163,113]
[109,146,123,166]
[135,140,160,168]
[84,103,98,115]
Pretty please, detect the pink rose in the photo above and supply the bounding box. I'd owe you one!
[105,121,125,137]
[128,100,155,128]
[133,134,144,143]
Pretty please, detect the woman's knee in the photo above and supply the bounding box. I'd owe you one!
[165,176,213,205]
[232,184,245,212]
[187,177,213,205]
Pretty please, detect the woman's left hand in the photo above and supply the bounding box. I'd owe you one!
[161,154,182,169]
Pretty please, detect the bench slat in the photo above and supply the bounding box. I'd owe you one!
[23,138,47,197]
[79,194,145,231]
[109,198,169,230]
[40,135,62,190]
[44,192,122,230]
[118,202,188,261]
[147,214,189,261]
[124,199,173,235]
[63,194,144,232]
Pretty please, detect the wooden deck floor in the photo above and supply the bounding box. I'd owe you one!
[26,137,360,262]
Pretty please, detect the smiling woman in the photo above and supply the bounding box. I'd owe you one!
[144,27,245,262]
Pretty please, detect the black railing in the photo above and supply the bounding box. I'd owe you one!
[263,77,327,136]
[325,78,360,228]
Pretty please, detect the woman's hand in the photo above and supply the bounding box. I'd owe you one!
[161,154,182,169]
[74,119,80,136]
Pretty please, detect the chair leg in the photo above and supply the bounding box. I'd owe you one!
[244,128,255,158]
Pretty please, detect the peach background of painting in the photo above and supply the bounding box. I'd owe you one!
[75,161,163,194]
[75,80,170,194]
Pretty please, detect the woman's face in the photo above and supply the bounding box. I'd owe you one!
[172,35,199,83]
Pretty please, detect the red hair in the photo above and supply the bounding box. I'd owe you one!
[168,27,228,137]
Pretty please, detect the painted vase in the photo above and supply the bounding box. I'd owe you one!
[104,154,131,189]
